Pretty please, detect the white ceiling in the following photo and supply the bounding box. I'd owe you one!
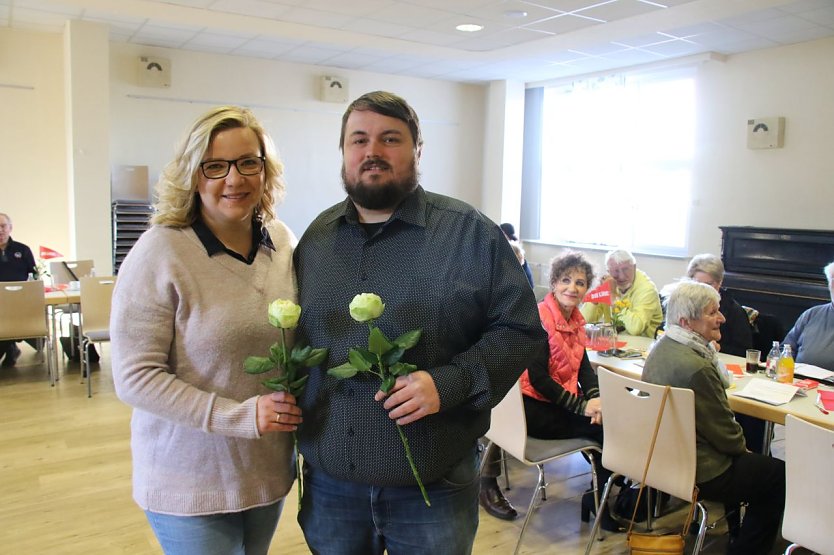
[2,0,834,83]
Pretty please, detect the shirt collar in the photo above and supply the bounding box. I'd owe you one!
[327,185,428,229]
[192,216,275,260]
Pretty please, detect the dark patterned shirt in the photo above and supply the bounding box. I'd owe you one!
[294,186,546,486]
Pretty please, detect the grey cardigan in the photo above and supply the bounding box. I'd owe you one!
[642,336,746,483]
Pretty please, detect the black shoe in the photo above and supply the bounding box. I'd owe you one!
[479,479,518,521]
[581,490,625,532]
[2,344,21,367]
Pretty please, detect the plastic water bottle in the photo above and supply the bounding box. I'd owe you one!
[765,341,781,379]
[776,344,795,384]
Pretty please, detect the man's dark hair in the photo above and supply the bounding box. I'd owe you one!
[339,91,423,151]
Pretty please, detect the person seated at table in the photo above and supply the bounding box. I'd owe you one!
[643,280,785,555]
[481,251,622,531]
[783,260,834,370]
[0,212,38,367]
[581,249,662,338]
[686,253,753,358]
[500,222,534,288]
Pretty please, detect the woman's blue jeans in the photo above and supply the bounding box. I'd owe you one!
[145,500,284,555]
[298,448,480,555]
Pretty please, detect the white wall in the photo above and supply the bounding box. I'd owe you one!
[1,26,486,266]
[522,36,834,292]
[109,43,486,239]
[0,29,68,258]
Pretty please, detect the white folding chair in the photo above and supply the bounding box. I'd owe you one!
[0,281,54,385]
[585,367,708,554]
[486,380,602,555]
[79,276,115,398]
[49,259,95,286]
[49,259,95,356]
[782,414,834,555]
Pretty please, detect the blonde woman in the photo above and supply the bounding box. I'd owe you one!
[112,106,299,555]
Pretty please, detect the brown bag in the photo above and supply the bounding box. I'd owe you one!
[627,531,685,554]
[625,385,695,555]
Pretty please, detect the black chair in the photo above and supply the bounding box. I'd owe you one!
[751,312,786,354]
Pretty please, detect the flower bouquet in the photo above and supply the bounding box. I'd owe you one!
[327,293,431,507]
[244,299,328,509]
[611,298,630,333]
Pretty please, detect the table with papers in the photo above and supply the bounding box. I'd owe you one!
[588,334,834,433]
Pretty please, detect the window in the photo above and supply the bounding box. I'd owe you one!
[523,69,695,256]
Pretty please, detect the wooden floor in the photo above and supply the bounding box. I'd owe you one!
[0,344,791,554]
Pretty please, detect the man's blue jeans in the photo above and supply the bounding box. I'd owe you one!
[298,447,480,555]
[145,500,284,555]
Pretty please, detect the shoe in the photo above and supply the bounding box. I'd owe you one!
[581,490,625,532]
[2,344,21,368]
[479,479,518,521]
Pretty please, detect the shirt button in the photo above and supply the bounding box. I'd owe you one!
[360,273,367,280]
[349,463,356,472]
[347,427,355,436]
[347,388,354,397]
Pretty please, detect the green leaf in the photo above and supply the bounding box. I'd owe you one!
[269,343,285,363]
[381,347,404,367]
[381,374,396,393]
[348,349,373,372]
[328,362,360,379]
[302,348,328,368]
[289,375,309,394]
[394,329,422,350]
[390,362,417,376]
[368,326,393,356]
[244,356,275,374]
[290,345,313,364]
[262,378,288,392]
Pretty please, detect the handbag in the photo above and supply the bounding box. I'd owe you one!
[625,385,697,555]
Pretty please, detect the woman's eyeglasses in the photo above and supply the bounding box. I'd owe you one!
[200,156,264,179]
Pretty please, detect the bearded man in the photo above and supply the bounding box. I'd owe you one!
[293,91,546,554]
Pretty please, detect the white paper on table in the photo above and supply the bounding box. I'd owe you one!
[794,363,834,381]
[731,378,800,406]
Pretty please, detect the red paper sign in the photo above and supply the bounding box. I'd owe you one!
[583,280,612,305]
[819,390,834,411]
[39,246,64,259]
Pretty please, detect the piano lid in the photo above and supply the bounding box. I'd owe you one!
[720,226,834,282]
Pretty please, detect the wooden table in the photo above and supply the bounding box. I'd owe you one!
[588,335,834,434]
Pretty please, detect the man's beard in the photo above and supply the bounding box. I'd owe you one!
[341,159,419,211]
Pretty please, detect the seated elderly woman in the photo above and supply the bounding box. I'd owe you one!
[686,253,753,357]
[643,280,785,555]
[480,251,621,531]
[784,260,834,370]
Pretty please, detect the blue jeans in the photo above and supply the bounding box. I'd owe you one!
[145,500,284,555]
[298,448,480,555]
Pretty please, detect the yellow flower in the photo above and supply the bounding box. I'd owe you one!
[268,299,302,329]
[349,293,385,322]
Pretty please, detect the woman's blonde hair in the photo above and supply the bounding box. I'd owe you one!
[152,106,285,228]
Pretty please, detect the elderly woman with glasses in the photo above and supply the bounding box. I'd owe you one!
[111,106,300,555]
[643,280,785,555]
[685,253,753,357]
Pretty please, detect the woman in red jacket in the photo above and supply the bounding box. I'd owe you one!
[533,252,621,532]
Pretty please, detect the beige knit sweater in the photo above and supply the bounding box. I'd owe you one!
[111,223,297,515]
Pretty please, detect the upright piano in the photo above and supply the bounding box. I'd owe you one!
[720,226,834,333]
